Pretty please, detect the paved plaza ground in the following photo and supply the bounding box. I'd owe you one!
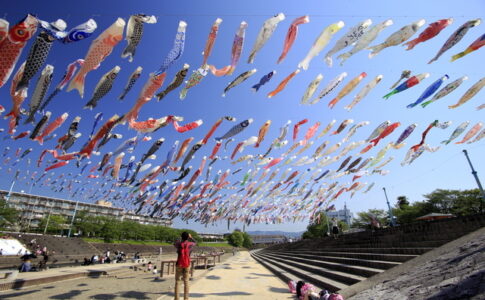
[0,251,293,299]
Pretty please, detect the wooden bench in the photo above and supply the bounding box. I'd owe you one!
[160,253,224,277]
[159,259,195,278]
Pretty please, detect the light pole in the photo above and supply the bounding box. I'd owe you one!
[67,201,79,237]
[44,202,53,234]
[27,196,38,231]
[463,150,485,213]
[383,187,396,226]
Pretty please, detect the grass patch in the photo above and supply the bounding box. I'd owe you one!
[82,238,171,246]
[198,242,232,248]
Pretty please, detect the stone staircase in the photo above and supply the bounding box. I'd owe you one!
[251,214,485,292]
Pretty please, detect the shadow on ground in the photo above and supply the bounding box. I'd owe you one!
[0,289,41,299]
[49,289,89,299]
[270,286,290,293]
[163,291,253,298]
[250,272,275,277]
[90,294,117,300]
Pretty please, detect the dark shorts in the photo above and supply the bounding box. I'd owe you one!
[332,226,339,234]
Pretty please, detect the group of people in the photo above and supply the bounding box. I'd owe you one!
[146,261,158,274]
[82,250,127,266]
[289,280,345,300]
[18,246,51,272]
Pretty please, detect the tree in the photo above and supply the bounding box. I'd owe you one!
[242,232,253,248]
[99,218,122,242]
[393,189,482,224]
[422,189,481,216]
[39,215,67,234]
[396,196,410,209]
[393,200,433,224]
[351,209,389,229]
[302,212,329,239]
[73,211,104,237]
[339,220,349,232]
[227,231,244,247]
[0,199,19,230]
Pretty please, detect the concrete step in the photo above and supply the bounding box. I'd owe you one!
[249,251,299,285]
[266,250,417,263]
[251,252,347,292]
[291,240,450,249]
[272,251,401,270]
[265,252,383,278]
[257,252,366,286]
[284,247,432,255]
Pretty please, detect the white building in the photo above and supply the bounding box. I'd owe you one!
[0,190,172,228]
[325,203,353,225]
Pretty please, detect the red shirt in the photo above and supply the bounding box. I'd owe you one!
[174,240,196,254]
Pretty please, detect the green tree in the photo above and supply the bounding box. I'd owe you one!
[393,189,482,224]
[227,231,244,247]
[351,209,389,229]
[100,218,122,242]
[39,215,67,234]
[302,212,329,239]
[0,199,19,230]
[73,211,104,237]
[396,196,410,209]
[339,220,349,232]
[242,232,253,248]
[423,189,481,216]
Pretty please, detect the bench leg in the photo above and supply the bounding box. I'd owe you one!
[161,263,164,277]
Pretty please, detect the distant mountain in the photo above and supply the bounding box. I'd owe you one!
[246,230,303,238]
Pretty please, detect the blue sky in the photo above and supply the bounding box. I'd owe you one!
[0,0,484,233]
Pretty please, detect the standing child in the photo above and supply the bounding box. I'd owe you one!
[331,218,339,239]
[174,232,196,300]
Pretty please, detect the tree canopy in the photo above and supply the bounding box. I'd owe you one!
[72,211,201,243]
[302,212,349,239]
[227,230,244,247]
[38,215,67,234]
[0,199,19,230]
[352,188,482,229]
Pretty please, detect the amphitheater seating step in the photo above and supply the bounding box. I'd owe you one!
[256,251,366,285]
[293,247,432,255]
[252,250,348,292]
[253,215,485,293]
[266,252,384,277]
[283,250,419,262]
[275,252,401,269]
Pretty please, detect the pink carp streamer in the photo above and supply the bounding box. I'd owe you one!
[277,15,310,64]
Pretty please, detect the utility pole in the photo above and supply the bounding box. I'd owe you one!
[383,187,396,226]
[463,150,485,213]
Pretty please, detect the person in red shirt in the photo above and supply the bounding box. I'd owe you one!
[174,232,196,300]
